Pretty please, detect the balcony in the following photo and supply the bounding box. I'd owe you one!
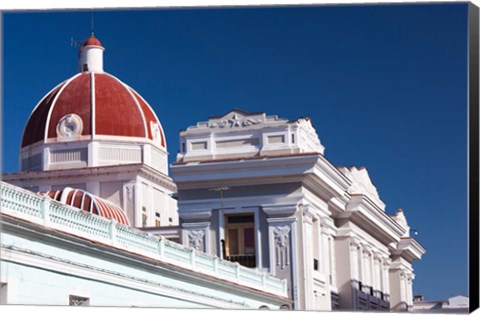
[226,254,256,268]
[351,280,390,311]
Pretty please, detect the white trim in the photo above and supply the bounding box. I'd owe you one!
[91,72,96,137]
[20,81,65,150]
[104,72,149,141]
[130,87,167,150]
[291,216,298,308]
[0,246,249,308]
[44,73,83,143]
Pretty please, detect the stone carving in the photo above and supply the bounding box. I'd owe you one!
[56,114,83,139]
[274,226,291,269]
[150,121,162,145]
[188,230,205,251]
[209,114,262,128]
[125,185,134,202]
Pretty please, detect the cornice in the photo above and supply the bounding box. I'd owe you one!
[392,237,427,262]
[2,163,177,192]
[339,194,406,244]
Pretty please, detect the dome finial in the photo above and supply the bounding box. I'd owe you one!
[78,34,104,73]
[91,12,95,37]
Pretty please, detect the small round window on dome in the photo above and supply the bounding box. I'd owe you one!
[56,114,83,140]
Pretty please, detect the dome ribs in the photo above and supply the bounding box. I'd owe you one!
[21,85,62,147]
[131,89,166,148]
[47,73,92,140]
[94,73,145,138]
[22,72,165,150]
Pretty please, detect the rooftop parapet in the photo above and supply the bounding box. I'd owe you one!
[0,181,288,298]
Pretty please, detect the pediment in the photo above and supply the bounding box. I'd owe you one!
[207,109,267,128]
[339,166,385,210]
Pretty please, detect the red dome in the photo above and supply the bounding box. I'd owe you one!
[83,34,102,47]
[22,72,166,148]
[40,187,130,226]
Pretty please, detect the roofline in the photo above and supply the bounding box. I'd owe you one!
[208,108,266,119]
[173,151,321,166]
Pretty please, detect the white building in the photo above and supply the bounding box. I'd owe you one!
[1,34,288,309]
[5,35,177,229]
[413,295,469,313]
[172,109,426,311]
[2,34,425,311]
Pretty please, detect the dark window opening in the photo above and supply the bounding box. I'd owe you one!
[225,213,256,268]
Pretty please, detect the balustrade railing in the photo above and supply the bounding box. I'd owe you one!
[0,182,287,297]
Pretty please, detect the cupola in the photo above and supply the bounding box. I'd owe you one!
[20,35,168,175]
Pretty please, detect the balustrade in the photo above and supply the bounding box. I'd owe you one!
[0,182,287,297]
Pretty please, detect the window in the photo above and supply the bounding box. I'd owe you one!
[69,295,89,306]
[313,258,319,271]
[155,212,161,227]
[224,214,256,268]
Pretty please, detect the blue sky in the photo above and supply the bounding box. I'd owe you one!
[2,4,469,301]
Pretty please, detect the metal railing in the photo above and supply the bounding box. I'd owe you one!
[0,181,288,298]
[226,254,256,268]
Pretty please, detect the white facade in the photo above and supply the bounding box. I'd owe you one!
[0,181,288,308]
[4,161,178,229]
[172,109,426,311]
[2,33,427,311]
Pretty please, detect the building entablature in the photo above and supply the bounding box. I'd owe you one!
[261,203,299,217]
[172,152,321,188]
[340,194,406,244]
[391,237,426,262]
[336,221,395,258]
[308,155,352,197]
[3,162,177,193]
[176,109,325,163]
[173,146,351,206]
[389,256,415,273]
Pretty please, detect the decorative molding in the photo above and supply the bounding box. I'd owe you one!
[150,122,162,145]
[125,184,134,202]
[56,114,83,139]
[188,230,205,251]
[274,226,291,269]
[208,114,262,129]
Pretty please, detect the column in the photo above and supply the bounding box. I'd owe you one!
[329,235,336,286]
[350,239,360,281]
[302,208,314,309]
[321,229,330,283]
[383,258,391,297]
[266,214,296,306]
[399,271,407,308]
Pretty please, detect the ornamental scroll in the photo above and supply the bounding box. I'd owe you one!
[274,226,291,269]
[208,114,262,128]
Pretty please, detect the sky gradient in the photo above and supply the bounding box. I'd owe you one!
[2,3,469,301]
